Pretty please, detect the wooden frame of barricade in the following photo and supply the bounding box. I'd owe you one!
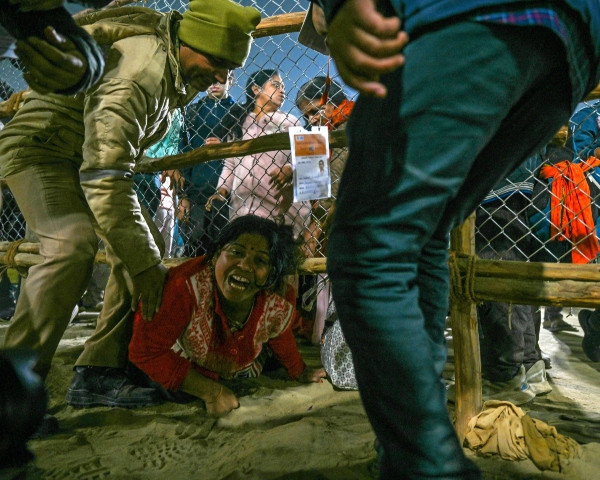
[3,8,600,447]
[4,220,600,443]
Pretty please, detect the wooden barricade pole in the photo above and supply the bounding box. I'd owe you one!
[449,214,482,443]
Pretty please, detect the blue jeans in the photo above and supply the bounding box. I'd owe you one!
[328,21,574,479]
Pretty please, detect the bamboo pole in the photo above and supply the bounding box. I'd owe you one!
[254,12,306,38]
[4,241,600,303]
[0,242,328,274]
[449,215,482,443]
[134,128,347,173]
[1,106,347,186]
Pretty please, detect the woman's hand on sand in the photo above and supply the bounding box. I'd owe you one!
[204,384,240,416]
[298,367,327,383]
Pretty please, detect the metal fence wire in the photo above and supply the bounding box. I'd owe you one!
[478,98,600,270]
[2,2,600,294]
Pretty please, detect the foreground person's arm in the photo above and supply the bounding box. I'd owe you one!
[312,0,408,98]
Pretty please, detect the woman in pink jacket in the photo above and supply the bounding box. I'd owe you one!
[206,69,311,238]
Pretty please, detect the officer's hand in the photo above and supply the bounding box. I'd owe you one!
[131,263,168,321]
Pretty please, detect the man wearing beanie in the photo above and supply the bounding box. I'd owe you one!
[0,0,260,427]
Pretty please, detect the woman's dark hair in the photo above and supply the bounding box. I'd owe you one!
[221,69,279,140]
[295,76,346,108]
[205,215,301,291]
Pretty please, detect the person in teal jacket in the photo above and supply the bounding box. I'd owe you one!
[565,100,600,361]
[303,0,600,478]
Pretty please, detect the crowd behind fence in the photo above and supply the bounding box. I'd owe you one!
[2,1,600,307]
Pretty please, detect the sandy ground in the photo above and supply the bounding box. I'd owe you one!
[1,307,600,480]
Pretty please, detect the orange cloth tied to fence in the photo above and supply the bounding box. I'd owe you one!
[328,99,354,130]
[539,156,600,264]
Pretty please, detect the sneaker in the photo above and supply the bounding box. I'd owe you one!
[481,365,535,406]
[544,317,578,332]
[578,310,600,362]
[66,367,163,408]
[525,360,552,396]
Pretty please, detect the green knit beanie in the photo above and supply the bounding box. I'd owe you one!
[178,0,261,67]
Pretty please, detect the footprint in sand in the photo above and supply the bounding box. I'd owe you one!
[44,458,111,480]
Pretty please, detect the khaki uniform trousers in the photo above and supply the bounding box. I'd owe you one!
[3,161,164,380]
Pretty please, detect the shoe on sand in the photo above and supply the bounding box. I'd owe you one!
[66,367,163,408]
[544,317,578,332]
[482,365,535,406]
[447,366,535,406]
[525,360,552,395]
[540,351,552,370]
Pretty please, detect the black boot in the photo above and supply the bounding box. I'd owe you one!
[578,310,600,362]
[66,366,163,408]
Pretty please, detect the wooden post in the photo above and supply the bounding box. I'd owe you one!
[449,214,482,442]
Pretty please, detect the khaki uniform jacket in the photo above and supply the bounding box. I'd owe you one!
[0,7,197,277]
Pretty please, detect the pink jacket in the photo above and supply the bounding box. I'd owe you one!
[217,110,311,236]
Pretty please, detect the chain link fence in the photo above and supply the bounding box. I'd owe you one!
[476,99,600,268]
[2,2,600,325]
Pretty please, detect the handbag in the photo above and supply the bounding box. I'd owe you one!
[320,318,358,390]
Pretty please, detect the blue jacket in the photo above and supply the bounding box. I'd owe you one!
[179,96,236,195]
[316,0,600,86]
[481,153,539,205]
[568,100,600,163]
[566,101,600,240]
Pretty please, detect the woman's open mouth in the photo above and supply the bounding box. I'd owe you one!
[229,274,250,291]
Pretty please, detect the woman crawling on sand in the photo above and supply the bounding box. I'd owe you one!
[128,215,325,415]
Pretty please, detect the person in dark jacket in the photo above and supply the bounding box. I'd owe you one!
[303,0,600,478]
[177,75,237,257]
[565,100,600,359]
[474,156,551,405]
